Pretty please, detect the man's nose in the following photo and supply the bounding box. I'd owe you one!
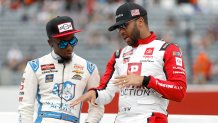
[118,28,126,36]
[66,43,74,50]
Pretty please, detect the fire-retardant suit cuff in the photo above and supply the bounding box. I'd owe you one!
[142,76,151,87]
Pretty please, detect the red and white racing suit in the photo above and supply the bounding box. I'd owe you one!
[94,32,186,123]
[18,51,104,123]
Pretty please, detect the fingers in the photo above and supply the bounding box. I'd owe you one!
[90,96,97,106]
[70,98,83,107]
[115,75,126,79]
[113,78,128,86]
[70,91,95,107]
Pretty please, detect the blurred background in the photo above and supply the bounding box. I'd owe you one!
[0,0,218,115]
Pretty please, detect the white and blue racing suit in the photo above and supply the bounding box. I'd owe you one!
[18,51,104,123]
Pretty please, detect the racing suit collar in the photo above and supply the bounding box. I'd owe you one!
[51,50,75,63]
[51,50,62,61]
[138,32,157,45]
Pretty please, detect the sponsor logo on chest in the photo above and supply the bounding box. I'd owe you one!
[41,64,58,74]
[41,64,55,70]
[141,47,155,62]
[45,74,54,83]
[72,74,82,80]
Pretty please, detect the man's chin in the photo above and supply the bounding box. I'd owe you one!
[62,56,72,63]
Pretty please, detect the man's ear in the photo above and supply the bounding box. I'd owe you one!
[48,39,53,47]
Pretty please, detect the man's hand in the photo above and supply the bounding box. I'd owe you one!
[70,90,97,107]
[113,71,144,88]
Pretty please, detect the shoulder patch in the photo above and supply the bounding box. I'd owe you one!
[86,61,96,74]
[159,42,172,51]
[28,59,39,72]
[115,49,122,58]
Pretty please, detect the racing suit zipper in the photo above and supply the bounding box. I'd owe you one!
[60,63,66,114]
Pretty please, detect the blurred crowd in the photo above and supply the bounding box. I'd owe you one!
[0,0,218,85]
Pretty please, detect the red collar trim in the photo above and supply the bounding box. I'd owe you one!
[138,32,157,45]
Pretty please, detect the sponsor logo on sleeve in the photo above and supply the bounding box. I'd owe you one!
[19,97,23,102]
[87,61,95,74]
[173,51,182,57]
[19,78,25,91]
[175,57,183,67]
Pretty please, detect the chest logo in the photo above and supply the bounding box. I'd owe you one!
[72,74,82,80]
[52,81,75,101]
[143,48,154,59]
[128,63,142,75]
[45,74,54,83]
[41,64,55,70]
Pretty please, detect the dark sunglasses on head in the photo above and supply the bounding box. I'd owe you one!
[58,36,78,49]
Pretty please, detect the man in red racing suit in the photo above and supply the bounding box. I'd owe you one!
[71,2,187,123]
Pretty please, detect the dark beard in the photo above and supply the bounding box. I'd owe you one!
[59,56,72,64]
[129,23,140,47]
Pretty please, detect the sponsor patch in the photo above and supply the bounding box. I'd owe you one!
[72,70,84,74]
[45,74,54,83]
[128,63,142,75]
[73,64,84,70]
[173,66,185,72]
[87,61,95,74]
[144,48,154,55]
[20,78,25,91]
[41,64,55,71]
[123,49,133,58]
[173,71,186,75]
[28,59,39,72]
[52,81,75,101]
[131,9,140,16]
[72,74,82,80]
[143,48,154,59]
[19,97,23,102]
[19,92,24,95]
[58,22,73,33]
[42,69,58,74]
[173,51,182,57]
[140,59,154,63]
[175,57,183,67]
[123,57,130,64]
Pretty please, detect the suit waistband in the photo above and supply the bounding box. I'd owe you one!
[38,111,79,123]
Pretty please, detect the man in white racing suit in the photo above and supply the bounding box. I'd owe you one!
[18,16,104,123]
[70,2,186,123]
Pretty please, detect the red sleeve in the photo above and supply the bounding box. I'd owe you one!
[96,52,116,90]
[96,49,123,90]
[147,44,187,102]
